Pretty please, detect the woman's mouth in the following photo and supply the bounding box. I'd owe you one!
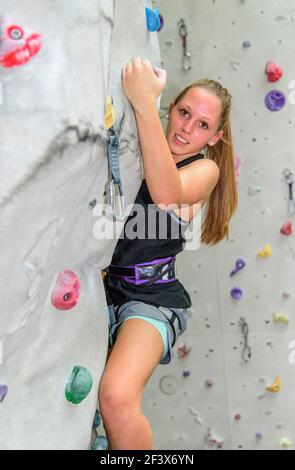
[174,134,189,145]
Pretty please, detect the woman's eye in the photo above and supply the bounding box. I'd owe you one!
[179,109,208,129]
[180,108,188,116]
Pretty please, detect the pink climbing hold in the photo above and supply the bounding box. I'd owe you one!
[51,269,81,310]
[265,61,283,82]
[0,16,42,68]
[280,221,292,236]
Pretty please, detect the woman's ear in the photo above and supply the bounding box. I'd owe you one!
[208,130,224,146]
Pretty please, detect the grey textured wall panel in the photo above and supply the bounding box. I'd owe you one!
[142,0,295,450]
[0,0,161,450]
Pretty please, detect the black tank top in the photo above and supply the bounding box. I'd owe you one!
[106,153,204,309]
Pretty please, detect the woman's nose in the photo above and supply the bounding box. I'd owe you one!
[181,120,195,134]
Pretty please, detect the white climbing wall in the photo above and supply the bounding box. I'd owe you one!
[142,0,295,450]
[0,0,161,450]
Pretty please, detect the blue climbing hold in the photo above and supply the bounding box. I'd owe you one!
[145,6,161,32]
[92,435,109,450]
[92,409,102,429]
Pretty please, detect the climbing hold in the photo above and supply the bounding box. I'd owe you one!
[158,14,164,32]
[265,90,286,111]
[0,384,8,402]
[280,221,292,235]
[272,311,289,324]
[230,287,243,299]
[92,409,102,429]
[51,269,81,310]
[88,199,97,210]
[256,431,263,439]
[205,379,214,388]
[188,406,203,424]
[279,437,292,449]
[230,258,246,276]
[0,16,42,68]
[257,244,272,257]
[182,370,191,377]
[265,61,283,82]
[247,185,262,196]
[65,366,93,404]
[230,60,240,71]
[105,96,116,131]
[235,155,244,180]
[159,375,179,395]
[234,413,241,421]
[177,342,192,358]
[204,428,224,450]
[242,40,251,48]
[92,435,108,450]
[282,291,290,299]
[266,376,281,393]
[145,6,161,32]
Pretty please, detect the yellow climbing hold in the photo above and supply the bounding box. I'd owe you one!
[105,96,116,130]
[280,437,292,449]
[272,311,289,324]
[257,244,272,257]
[266,376,281,393]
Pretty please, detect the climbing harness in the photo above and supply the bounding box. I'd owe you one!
[178,18,192,71]
[105,255,177,286]
[104,96,126,222]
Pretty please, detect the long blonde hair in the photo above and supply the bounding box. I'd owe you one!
[172,79,238,245]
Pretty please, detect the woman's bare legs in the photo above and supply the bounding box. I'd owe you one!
[99,318,164,450]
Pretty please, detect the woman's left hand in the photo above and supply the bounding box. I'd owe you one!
[121,57,166,113]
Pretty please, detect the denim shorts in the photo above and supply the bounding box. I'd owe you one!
[107,300,188,365]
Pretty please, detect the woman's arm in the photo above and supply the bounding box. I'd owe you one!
[134,102,182,207]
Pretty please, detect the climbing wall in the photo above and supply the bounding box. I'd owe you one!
[0,0,161,449]
[142,0,295,450]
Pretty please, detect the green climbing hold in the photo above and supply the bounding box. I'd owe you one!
[65,366,93,404]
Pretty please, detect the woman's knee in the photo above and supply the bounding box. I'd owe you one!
[99,375,139,418]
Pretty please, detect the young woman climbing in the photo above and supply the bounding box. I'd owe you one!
[99,57,238,450]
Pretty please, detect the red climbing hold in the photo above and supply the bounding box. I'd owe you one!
[0,16,42,68]
[265,61,283,82]
[51,269,81,310]
[280,221,292,235]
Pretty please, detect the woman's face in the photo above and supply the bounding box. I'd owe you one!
[165,87,224,162]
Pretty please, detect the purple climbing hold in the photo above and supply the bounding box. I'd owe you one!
[243,40,251,48]
[230,287,243,299]
[182,370,191,377]
[0,384,8,402]
[265,90,286,111]
[158,14,164,32]
[230,258,246,276]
